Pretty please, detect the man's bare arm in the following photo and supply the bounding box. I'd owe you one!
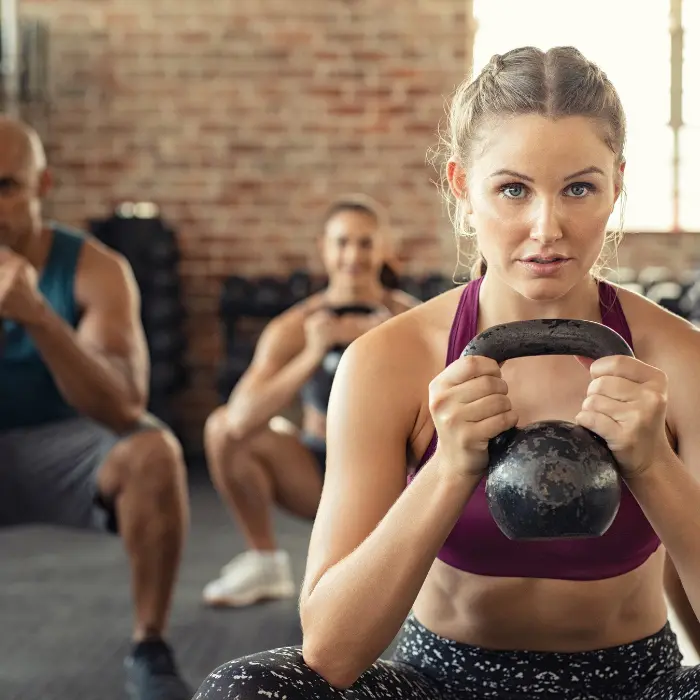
[27,241,149,432]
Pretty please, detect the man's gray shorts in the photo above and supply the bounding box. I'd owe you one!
[0,413,165,534]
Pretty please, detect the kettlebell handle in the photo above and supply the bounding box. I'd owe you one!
[329,304,378,317]
[462,319,634,363]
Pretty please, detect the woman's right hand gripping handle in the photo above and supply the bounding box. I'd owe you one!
[430,354,518,478]
[299,339,517,689]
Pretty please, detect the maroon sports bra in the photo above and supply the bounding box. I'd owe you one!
[411,277,661,581]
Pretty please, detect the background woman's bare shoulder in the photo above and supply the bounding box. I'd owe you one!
[349,286,464,378]
[259,292,325,346]
[386,289,423,314]
[337,286,465,438]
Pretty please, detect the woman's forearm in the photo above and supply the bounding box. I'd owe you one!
[301,452,481,687]
[664,553,700,656]
[627,453,700,621]
[227,348,322,437]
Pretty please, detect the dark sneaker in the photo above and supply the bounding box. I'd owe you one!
[124,638,192,700]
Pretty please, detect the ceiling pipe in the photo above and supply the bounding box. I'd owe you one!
[1,0,20,116]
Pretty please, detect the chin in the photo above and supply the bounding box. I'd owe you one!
[341,272,372,285]
[512,274,581,304]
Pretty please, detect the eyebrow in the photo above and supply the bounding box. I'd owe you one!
[489,166,606,182]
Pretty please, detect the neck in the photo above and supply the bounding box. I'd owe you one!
[478,272,602,328]
[324,278,385,306]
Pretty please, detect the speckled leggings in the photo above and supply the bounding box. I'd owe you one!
[194,613,700,699]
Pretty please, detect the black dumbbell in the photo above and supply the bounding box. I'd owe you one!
[421,273,453,300]
[150,363,177,396]
[148,329,187,362]
[637,266,673,293]
[397,275,423,299]
[149,268,180,296]
[288,270,312,303]
[646,281,685,317]
[220,276,255,319]
[150,238,180,267]
[250,277,291,318]
[151,361,189,396]
[142,298,186,327]
[680,280,700,320]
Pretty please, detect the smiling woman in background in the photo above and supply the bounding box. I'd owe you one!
[201,194,418,609]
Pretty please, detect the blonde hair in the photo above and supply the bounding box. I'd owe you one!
[434,46,627,279]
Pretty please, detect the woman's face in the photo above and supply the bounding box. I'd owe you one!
[450,114,623,301]
[321,209,386,286]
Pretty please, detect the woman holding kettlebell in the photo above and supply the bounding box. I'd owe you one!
[202,195,417,609]
[196,46,700,699]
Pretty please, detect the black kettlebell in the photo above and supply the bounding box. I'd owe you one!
[462,319,634,541]
[303,304,378,414]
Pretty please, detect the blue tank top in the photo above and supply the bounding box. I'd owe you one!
[0,224,84,430]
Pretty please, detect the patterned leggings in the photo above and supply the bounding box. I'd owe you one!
[194,613,700,699]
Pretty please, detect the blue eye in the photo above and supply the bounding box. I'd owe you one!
[565,182,595,198]
[500,184,527,199]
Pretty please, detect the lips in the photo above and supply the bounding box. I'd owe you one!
[518,255,572,277]
[522,255,569,263]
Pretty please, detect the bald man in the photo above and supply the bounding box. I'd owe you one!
[0,118,191,699]
[202,196,419,608]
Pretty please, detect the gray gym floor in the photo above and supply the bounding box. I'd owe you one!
[0,473,310,700]
[1,473,697,700]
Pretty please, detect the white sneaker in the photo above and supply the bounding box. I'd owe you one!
[202,550,295,607]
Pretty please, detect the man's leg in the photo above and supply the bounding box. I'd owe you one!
[96,420,189,641]
[90,417,189,700]
[202,406,323,607]
[0,416,191,700]
[96,417,191,700]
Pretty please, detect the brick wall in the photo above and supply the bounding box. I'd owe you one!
[16,1,700,455]
[617,232,700,272]
[21,0,473,451]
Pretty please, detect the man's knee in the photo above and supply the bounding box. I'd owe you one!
[115,426,187,496]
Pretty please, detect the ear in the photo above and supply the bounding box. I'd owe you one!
[447,158,472,215]
[38,168,53,198]
[613,159,626,202]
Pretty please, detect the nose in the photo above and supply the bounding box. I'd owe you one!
[344,244,364,265]
[530,198,563,245]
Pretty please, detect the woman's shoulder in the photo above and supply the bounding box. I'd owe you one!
[385,288,422,313]
[260,293,327,344]
[276,292,326,323]
[615,284,700,369]
[347,285,465,369]
[334,287,466,437]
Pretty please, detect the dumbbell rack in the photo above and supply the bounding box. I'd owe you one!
[90,207,189,435]
[216,271,457,401]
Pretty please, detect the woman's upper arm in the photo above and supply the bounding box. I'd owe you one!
[229,312,304,397]
[301,324,423,600]
[664,323,700,473]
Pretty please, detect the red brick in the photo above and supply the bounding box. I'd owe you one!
[32,2,685,455]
